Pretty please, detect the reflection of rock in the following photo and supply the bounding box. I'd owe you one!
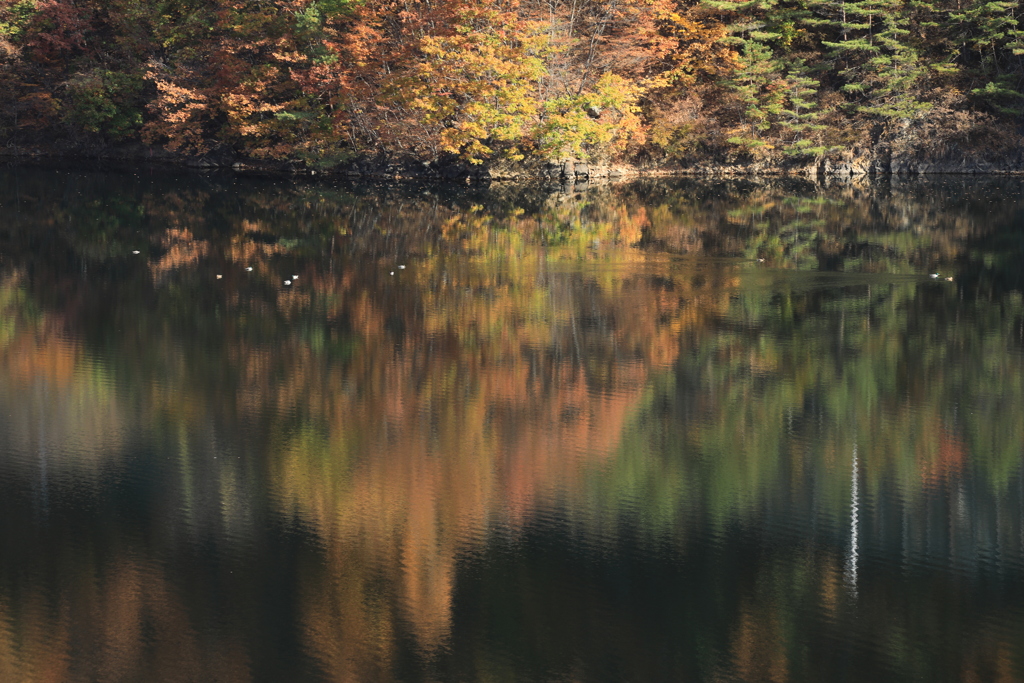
[540,159,613,182]
[823,151,872,177]
[561,158,575,179]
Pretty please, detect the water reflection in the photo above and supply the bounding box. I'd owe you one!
[0,168,1023,681]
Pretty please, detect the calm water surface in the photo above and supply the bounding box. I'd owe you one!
[1,168,1023,682]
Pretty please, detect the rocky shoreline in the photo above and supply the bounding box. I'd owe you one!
[4,139,1024,181]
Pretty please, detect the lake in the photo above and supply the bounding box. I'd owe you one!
[1,167,1022,682]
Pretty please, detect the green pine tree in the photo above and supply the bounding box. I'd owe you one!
[703,0,829,153]
[778,62,833,155]
[818,0,934,120]
[950,0,1024,113]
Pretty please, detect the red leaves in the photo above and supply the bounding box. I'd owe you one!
[28,1,93,57]
[0,0,737,163]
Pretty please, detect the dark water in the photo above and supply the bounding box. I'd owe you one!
[1,168,1023,682]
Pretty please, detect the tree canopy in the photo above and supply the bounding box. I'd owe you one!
[1,0,1023,165]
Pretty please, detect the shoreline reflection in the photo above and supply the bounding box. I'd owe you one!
[0,170,1022,681]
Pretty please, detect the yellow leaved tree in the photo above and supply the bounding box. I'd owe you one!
[387,7,549,163]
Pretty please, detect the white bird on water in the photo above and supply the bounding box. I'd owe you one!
[284,280,292,285]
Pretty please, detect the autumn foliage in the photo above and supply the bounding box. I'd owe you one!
[1,0,1024,165]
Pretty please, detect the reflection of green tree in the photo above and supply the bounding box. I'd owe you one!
[0,277,39,347]
[624,177,1022,275]
[3,168,1024,533]
[578,279,1024,544]
[1,169,1024,681]
[6,170,1021,277]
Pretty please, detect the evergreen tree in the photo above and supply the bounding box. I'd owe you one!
[703,0,828,154]
[949,0,1024,113]
[726,39,787,149]
[819,0,934,120]
[778,61,832,155]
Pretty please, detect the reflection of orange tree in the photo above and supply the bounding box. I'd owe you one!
[0,274,126,480]
[0,222,738,680]
[3,174,1021,679]
[3,171,1012,278]
[0,276,255,680]
[0,558,251,683]
[259,245,739,674]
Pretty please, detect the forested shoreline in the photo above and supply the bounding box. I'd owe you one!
[2,0,1024,176]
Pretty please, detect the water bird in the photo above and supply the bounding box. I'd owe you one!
[946,276,954,282]
[292,275,298,280]
[930,273,939,278]
[216,274,223,279]
[245,266,253,271]
[390,271,395,275]
[132,250,140,255]
[398,265,406,269]
[284,280,292,285]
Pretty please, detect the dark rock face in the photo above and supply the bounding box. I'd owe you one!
[3,138,1022,181]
